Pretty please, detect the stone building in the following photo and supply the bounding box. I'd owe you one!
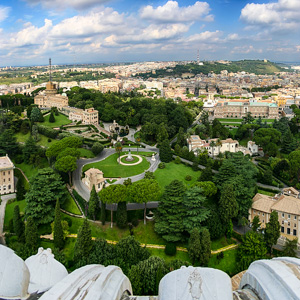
[213,101,278,119]
[249,187,300,240]
[34,81,68,110]
[68,107,99,125]
[82,168,106,193]
[0,155,14,195]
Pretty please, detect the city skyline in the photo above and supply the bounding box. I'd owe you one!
[0,0,300,66]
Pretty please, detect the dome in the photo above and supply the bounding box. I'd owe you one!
[0,245,29,298]
[158,266,233,300]
[239,257,300,299]
[40,264,132,300]
[61,92,67,97]
[25,247,68,294]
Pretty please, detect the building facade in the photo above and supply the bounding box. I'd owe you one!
[82,168,106,193]
[68,107,99,125]
[249,187,300,241]
[0,155,15,195]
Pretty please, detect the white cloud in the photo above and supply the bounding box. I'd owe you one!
[23,0,110,10]
[0,6,10,23]
[231,45,263,54]
[240,0,300,32]
[140,1,213,23]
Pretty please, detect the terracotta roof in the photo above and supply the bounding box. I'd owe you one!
[252,193,276,214]
[282,187,299,196]
[84,168,103,176]
[271,195,300,215]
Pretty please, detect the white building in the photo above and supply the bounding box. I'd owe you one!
[0,155,15,195]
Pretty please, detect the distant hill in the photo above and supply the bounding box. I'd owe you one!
[135,60,287,79]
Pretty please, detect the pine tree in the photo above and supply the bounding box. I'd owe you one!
[88,185,99,221]
[13,205,24,241]
[183,186,210,233]
[74,218,93,261]
[188,228,201,264]
[155,180,186,242]
[16,177,25,201]
[251,215,261,232]
[214,160,236,189]
[54,199,64,249]
[23,135,38,163]
[199,228,211,266]
[264,211,280,254]
[219,183,238,224]
[198,166,213,182]
[49,112,55,123]
[159,139,173,163]
[25,216,38,251]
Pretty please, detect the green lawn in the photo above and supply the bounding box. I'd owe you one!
[61,194,81,215]
[78,148,95,158]
[208,249,238,276]
[211,236,236,251]
[4,200,26,231]
[218,118,274,123]
[40,113,72,128]
[148,248,191,263]
[15,159,49,180]
[257,189,275,196]
[154,162,201,191]
[82,152,150,178]
[120,156,140,164]
[15,132,58,148]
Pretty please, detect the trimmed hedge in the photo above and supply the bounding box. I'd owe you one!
[37,125,59,139]
[165,242,177,256]
[72,189,87,215]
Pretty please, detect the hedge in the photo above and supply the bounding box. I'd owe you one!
[72,189,87,215]
[37,125,59,139]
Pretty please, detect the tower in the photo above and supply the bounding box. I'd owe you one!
[197,49,200,64]
[49,58,52,82]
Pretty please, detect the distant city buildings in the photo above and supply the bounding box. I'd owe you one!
[0,155,15,195]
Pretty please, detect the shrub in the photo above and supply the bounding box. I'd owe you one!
[158,162,165,169]
[185,175,192,181]
[64,217,73,228]
[48,138,52,143]
[165,242,177,256]
[15,155,24,164]
[92,142,104,155]
[174,156,181,164]
[132,218,139,227]
[217,252,224,260]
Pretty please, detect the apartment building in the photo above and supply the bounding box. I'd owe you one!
[68,107,99,125]
[0,155,15,195]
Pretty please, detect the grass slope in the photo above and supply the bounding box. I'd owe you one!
[154,162,201,191]
[82,152,150,178]
[4,200,26,230]
[61,194,81,215]
[40,113,72,128]
[15,132,58,148]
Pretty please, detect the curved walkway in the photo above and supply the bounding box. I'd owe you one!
[40,233,239,254]
[73,147,160,201]
[118,154,143,166]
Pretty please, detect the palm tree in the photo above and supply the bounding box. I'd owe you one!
[115,142,123,164]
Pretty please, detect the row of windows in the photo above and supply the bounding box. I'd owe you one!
[281,227,297,236]
[1,171,11,176]
[0,178,11,183]
[282,221,297,227]
[0,185,12,190]
[281,213,297,220]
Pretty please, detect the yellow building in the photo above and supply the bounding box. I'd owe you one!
[68,107,99,125]
[0,155,15,195]
[82,168,106,193]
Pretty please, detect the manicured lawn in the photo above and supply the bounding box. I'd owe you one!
[120,156,140,164]
[154,162,201,191]
[40,113,72,128]
[208,248,238,276]
[217,118,243,122]
[148,248,191,263]
[15,159,49,180]
[257,189,275,196]
[211,236,236,251]
[82,152,150,178]
[4,200,26,230]
[15,132,58,148]
[61,194,81,215]
[78,148,95,158]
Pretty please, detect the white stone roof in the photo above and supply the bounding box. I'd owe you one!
[25,247,68,294]
[239,258,300,299]
[0,155,14,170]
[0,245,29,299]
[40,264,132,300]
[158,266,233,300]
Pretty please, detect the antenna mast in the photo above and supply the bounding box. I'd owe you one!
[49,58,52,82]
[197,50,200,64]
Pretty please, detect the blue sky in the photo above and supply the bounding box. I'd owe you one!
[0,0,299,66]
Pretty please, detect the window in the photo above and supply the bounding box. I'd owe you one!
[282,213,285,218]
[8,171,10,175]
[294,224,297,228]
[293,229,297,236]
[8,178,10,182]
[258,212,260,215]
[281,227,284,233]
[295,216,297,221]
[3,179,5,183]
[282,221,284,225]
[8,185,11,190]
[288,214,291,219]
[253,210,256,214]
[287,228,291,235]
[262,220,264,223]
[288,222,290,226]
[263,213,265,216]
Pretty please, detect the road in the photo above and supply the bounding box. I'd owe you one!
[73,147,160,202]
[0,194,16,245]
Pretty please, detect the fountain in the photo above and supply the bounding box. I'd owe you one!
[125,149,134,162]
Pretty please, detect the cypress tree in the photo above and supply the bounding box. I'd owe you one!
[49,112,55,123]
[159,139,173,163]
[199,228,211,266]
[100,201,106,225]
[219,183,238,224]
[13,205,24,241]
[264,211,280,254]
[25,216,38,251]
[54,199,64,249]
[116,201,127,229]
[16,177,25,201]
[74,218,93,260]
[88,185,99,221]
[188,228,201,264]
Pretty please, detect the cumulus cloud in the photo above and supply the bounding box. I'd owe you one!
[140,1,213,23]
[240,0,300,32]
[23,0,110,11]
[0,6,10,22]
